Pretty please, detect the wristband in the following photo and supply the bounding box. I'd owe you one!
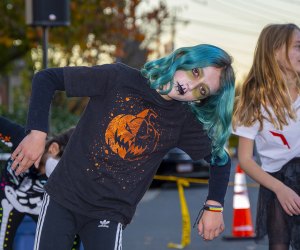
[193,203,223,228]
[203,204,223,213]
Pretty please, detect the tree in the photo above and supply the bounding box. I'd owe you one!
[0,0,171,133]
[0,0,170,71]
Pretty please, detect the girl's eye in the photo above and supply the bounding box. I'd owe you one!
[192,68,199,77]
[200,86,207,96]
[197,84,210,99]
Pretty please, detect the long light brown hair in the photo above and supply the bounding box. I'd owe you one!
[233,23,300,131]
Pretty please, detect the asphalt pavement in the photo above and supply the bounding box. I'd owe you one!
[123,159,269,250]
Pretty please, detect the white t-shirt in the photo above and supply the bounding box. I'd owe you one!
[233,96,300,172]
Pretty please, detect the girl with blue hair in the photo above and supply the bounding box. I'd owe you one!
[10,43,235,249]
[142,44,235,166]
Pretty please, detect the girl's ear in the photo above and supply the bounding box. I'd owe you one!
[48,142,60,157]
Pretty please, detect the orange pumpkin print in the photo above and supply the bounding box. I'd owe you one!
[105,109,160,160]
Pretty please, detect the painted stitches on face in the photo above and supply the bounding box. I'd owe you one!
[176,82,186,95]
[167,67,221,102]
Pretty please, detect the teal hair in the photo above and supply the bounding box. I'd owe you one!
[141,44,235,166]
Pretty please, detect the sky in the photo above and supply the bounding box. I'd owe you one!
[143,0,300,82]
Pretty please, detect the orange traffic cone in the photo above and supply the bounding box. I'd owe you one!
[223,164,256,240]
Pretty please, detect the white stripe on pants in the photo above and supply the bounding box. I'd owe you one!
[114,223,122,250]
[34,193,50,250]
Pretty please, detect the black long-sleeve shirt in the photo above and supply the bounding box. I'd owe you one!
[26,64,231,225]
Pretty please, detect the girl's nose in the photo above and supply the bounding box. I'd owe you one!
[188,80,201,90]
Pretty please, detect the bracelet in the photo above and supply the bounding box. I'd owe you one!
[193,203,223,228]
[203,204,223,213]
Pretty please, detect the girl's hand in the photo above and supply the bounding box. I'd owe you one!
[198,211,225,240]
[276,184,300,216]
[197,200,225,240]
[11,130,47,175]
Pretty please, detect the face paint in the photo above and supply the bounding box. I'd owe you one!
[192,83,211,100]
[186,68,204,80]
[162,66,221,102]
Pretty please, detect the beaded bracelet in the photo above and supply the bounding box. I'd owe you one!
[193,204,223,228]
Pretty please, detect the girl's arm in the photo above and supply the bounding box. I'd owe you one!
[0,116,25,150]
[11,68,64,175]
[197,155,230,240]
[238,136,300,216]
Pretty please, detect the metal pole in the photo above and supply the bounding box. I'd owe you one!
[42,26,49,69]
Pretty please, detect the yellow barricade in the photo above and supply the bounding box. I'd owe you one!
[153,175,259,249]
[167,179,190,249]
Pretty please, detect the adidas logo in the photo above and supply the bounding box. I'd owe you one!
[98,220,110,228]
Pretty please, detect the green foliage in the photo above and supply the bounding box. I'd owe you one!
[0,0,170,73]
[0,106,27,125]
[50,104,80,136]
[1,0,171,134]
[0,58,80,135]
[0,102,80,137]
[0,0,31,72]
[227,134,238,157]
[0,140,11,154]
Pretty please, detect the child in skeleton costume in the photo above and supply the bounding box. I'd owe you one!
[233,24,300,250]
[0,116,79,249]
[11,44,235,250]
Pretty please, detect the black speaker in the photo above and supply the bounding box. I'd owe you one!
[25,0,70,26]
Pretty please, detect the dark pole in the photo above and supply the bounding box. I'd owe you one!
[42,26,49,69]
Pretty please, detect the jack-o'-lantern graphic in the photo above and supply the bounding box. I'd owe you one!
[105,109,159,160]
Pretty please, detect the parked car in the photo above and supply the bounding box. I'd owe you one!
[152,148,210,187]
